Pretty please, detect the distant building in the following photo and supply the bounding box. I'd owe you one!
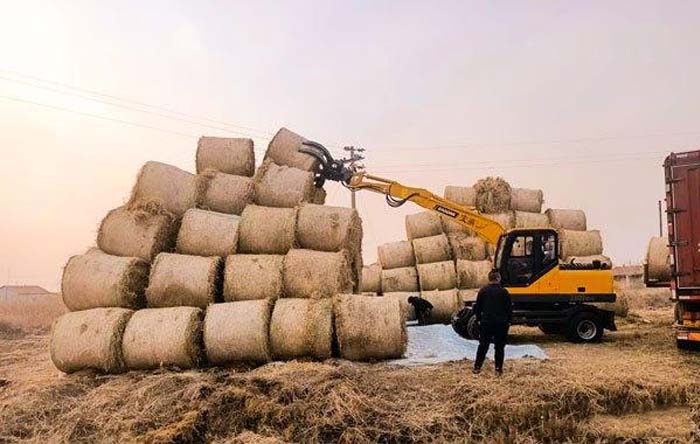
[612,265,644,287]
[0,285,54,303]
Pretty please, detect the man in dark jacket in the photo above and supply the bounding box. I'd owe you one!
[408,295,433,325]
[472,270,512,375]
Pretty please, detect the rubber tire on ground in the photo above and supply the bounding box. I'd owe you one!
[676,339,699,351]
[566,312,604,343]
[539,323,563,335]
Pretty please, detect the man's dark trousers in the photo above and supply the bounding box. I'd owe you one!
[474,321,509,370]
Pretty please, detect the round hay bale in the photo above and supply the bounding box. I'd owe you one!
[128,161,204,217]
[283,249,353,298]
[312,186,326,204]
[566,255,613,268]
[269,298,333,360]
[381,267,419,293]
[594,292,629,318]
[405,211,444,240]
[486,212,514,230]
[122,307,203,370]
[510,188,544,213]
[545,209,587,231]
[334,294,406,361]
[146,253,222,308]
[456,260,492,289]
[201,171,254,215]
[417,261,457,291]
[97,206,176,262]
[264,127,319,172]
[377,240,415,269]
[459,289,478,302]
[62,250,149,311]
[254,160,316,208]
[196,136,255,177]
[382,292,417,321]
[513,211,550,228]
[444,185,476,207]
[474,177,511,213]
[559,230,603,258]
[296,204,362,252]
[176,209,239,257]
[360,263,382,294]
[420,289,460,324]
[646,236,672,282]
[223,254,284,301]
[440,215,472,234]
[50,308,133,373]
[412,234,452,264]
[204,300,272,364]
[238,205,297,254]
[447,233,487,261]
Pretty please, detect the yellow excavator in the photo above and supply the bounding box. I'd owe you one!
[301,141,617,343]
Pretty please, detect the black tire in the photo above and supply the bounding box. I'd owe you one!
[539,323,563,335]
[566,312,604,343]
[451,308,479,340]
[677,339,693,350]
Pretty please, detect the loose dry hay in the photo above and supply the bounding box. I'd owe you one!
[204,300,272,364]
[381,267,419,293]
[417,261,457,291]
[238,205,297,254]
[334,294,406,361]
[546,208,587,231]
[565,255,613,268]
[283,250,353,299]
[456,260,492,289]
[269,298,333,360]
[254,161,316,208]
[223,254,284,301]
[50,308,133,373]
[200,171,255,215]
[448,233,488,261]
[473,177,511,213]
[377,240,415,269]
[146,253,222,308]
[444,185,476,207]
[196,137,255,177]
[97,206,176,262]
[382,292,417,321]
[559,229,603,259]
[128,161,204,217]
[412,234,452,264]
[485,212,514,230]
[360,263,382,294]
[512,210,550,228]
[264,127,319,172]
[176,209,239,257]
[510,188,544,213]
[405,211,444,240]
[420,289,461,324]
[122,307,203,370]
[646,236,672,282]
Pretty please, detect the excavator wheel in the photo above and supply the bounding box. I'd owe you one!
[566,312,604,343]
[451,307,479,340]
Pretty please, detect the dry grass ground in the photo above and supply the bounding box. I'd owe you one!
[0,287,698,443]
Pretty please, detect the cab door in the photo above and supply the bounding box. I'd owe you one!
[499,230,559,292]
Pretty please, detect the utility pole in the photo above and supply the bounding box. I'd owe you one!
[344,146,365,209]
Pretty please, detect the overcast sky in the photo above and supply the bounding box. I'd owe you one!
[1,1,699,291]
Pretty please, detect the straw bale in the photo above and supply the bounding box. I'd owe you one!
[513,211,550,228]
[201,171,254,215]
[204,300,272,364]
[283,249,353,298]
[459,289,479,302]
[382,292,417,321]
[128,161,204,217]
[97,206,176,262]
[254,160,316,208]
[238,205,297,254]
[474,177,511,213]
[223,254,284,301]
[545,208,587,231]
[405,211,444,240]
[447,233,487,261]
[485,212,514,230]
[360,263,382,294]
[146,253,222,308]
[264,127,319,171]
[312,186,326,204]
[559,229,603,258]
[381,267,419,293]
[412,234,452,264]
[444,185,476,207]
[565,255,613,268]
[646,236,672,282]
[510,188,544,213]
[176,209,239,257]
[417,261,457,291]
[377,240,415,269]
[420,289,461,324]
[456,260,492,289]
[269,298,333,360]
[196,136,255,177]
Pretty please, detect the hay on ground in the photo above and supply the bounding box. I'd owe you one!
[204,300,272,364]
[420,289,461,324]
[377,240,415,269]
[61,250,149,311]
[238,205,297,254]
[559,229,603,258]
[646,236,672,283]
[50,308,133,373]
[128,161,204,217]
[223,254,284,301]
[254,160,316,208]
[444,185,476,207]
[456,260,492,289]
[417,261,457,291]
[381,267,419,293]
[405,211,444,240]
[264,127,319,171]
[146,253,222,308]
[474,177,511,213]
[360,263,382,294]
[283,250,353,299]
[176,209,239,257]
[200,171,254,215]
[97,206,176,262]
[269,298,333,360]
[196,136,255,177]
[545,208,587,231]
[510,188,544,213]
[447,233,488,261]
[412,234,452,264]
[382,292,417,321]
[513,211,550,228]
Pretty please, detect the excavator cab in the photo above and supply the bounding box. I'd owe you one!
[495,229,559,287]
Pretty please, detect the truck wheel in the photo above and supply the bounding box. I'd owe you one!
[539,323,563,335]
[566,312,604,343]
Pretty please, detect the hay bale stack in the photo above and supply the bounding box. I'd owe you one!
[146,253,222,308]
[122,307,203,370]
[201,171,254,215]
[312,186,327,205]
[238,205,297,254]
[510,188,544,213]
[264,127,319,172]
[448,233,487,261]
[97,206,176,262]
[196,137,255,177]
[381,267,419,293]
[360,263,382,294]
[417,261,457,291]
[444,185,476,207]
[421,289,460,324]
[223,255,284,301]
[334,294,406,361]
[459,289,478,302]
[62,250,149,311]
[50,308,133,373]
[566,255,613,268]
[546,209,587,231]
[486,212,514,230]
[254,161,316,208]
[269,298,333,360]
[474,177,511,213]
[129,161,204,217]
[204,300,272,364]
[513,211,550,228]
[646,236,672,282]
[456,260,492,289]
[412,234,452,264]
[382,292,417,321]
[405,211,444,240]
[559,229,603,258]
[176,209,239,257]
[377,240,415,269]
[283,249,353,298]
